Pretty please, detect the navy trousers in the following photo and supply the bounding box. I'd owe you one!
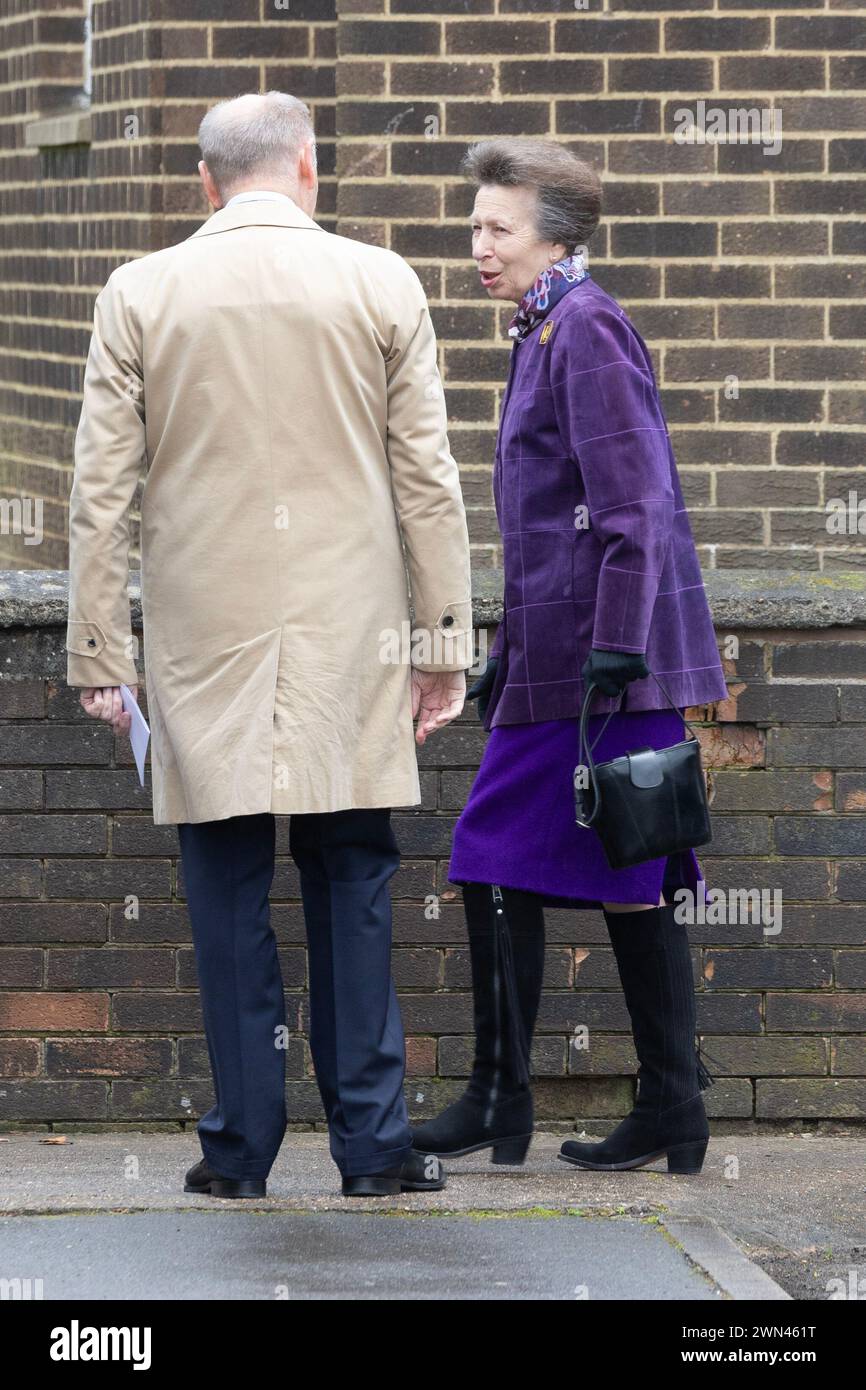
[177,807,413,1179]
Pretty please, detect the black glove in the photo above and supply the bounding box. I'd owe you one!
[581,648,649,698]
[466,656,499,723]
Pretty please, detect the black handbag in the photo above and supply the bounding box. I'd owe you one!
[573,672,713,871]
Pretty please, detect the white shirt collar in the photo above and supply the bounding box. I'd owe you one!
[223,190,297,209]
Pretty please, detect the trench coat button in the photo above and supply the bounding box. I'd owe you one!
[442,615,454,627]
[87,638,96,647]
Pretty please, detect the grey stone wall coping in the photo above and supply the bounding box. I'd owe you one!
[23,107,92,149]
[2,568,866,631]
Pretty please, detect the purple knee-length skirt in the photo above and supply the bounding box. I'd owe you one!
[448,708,708,911]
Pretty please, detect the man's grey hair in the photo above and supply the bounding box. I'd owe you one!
[462,139,602,254]
[198,91,316,198]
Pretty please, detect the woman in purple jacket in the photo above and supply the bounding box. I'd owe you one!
[412,140,728,1177]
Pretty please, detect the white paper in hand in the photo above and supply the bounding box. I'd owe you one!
[120,684,150,787]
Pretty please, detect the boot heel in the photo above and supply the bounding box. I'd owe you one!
[210,1177,266,1198]
[666,1140,708,1175]
[341,1174,402,1197]
[491,1134,532,1165]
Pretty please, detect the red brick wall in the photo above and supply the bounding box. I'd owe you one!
[1,3,865,570]
[1,7,865,1128]
[1,599,865,1128]
[0,0,337,565]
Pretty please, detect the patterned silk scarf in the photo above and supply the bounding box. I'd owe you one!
[507,252,590,344]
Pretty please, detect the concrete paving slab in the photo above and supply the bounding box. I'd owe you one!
[0,1130,861,1300]
[0,1209,721,1301]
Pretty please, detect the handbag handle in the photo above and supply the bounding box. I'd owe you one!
[574,671,703,829]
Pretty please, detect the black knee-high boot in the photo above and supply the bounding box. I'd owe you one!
[560,902,713,1175]
[410,881,545,1164]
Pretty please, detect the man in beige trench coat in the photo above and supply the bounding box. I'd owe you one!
[66,92,473,1198]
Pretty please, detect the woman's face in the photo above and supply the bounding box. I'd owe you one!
[471,184,567,304]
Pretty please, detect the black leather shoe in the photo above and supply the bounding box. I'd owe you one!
[341,1150,446,1197]
[184,1157,267,1198]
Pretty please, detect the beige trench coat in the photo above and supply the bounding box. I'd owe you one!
[66,198,473,824]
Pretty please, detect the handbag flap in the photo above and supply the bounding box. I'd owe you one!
[626,747,664,788]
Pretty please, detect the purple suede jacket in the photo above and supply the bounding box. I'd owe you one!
[483,274,728,732]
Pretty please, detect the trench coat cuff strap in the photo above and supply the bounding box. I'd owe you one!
[411,598,474,671]
[66,620,139,688]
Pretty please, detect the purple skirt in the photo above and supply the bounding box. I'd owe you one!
[447,709,708,910]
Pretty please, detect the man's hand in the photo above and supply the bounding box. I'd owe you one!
[80,685,137,737]
[411,669,466,746]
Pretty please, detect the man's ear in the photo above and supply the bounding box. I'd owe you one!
[198,160,222,211]
[298,142,317,198]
